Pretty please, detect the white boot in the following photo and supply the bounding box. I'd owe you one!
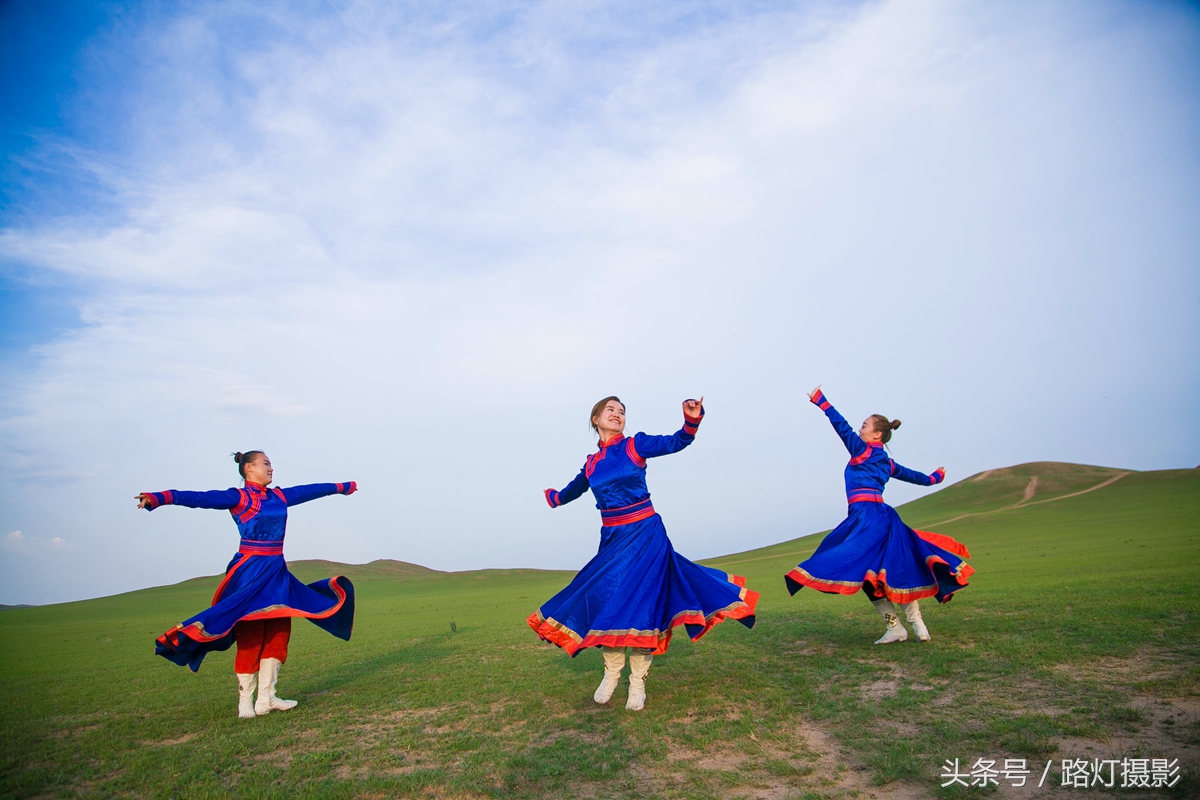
[254,657,298,715]
[594,647,625,704]
[872,598,908,645]
[901,600,931,642]
[237,673,257,719]
[626,649,653,711]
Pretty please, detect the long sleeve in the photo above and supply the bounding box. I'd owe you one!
[629,408,705,460]
[810,389,867,459]
[141,489,242,511]
[545,469,589,508]
[280,482,358,506]
[889,461,945,486]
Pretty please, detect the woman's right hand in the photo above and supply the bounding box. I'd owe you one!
[135,493,152,509]
[807,385,822,401]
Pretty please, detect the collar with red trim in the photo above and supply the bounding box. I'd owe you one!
[596,434,626,449]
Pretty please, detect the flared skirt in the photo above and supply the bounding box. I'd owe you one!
[155,551,355,671]
[528,513,758,656]
[785,503,973,604]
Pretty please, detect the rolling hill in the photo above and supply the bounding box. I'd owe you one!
[1,462,1196,799]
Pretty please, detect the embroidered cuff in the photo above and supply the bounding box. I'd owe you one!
[682,406,705,435]
[544,488,560,508]
[336,481,358,495]
[143,490,173,510]
[810,389,831,411]
[930,468,945,485]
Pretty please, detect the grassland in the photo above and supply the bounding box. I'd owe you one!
[1,463,1197,799]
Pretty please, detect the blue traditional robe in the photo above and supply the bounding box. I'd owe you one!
[143,481,357,671]
[785,390,973,603]
[529,409,758,656]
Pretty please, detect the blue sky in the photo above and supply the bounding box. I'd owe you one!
[2,0,1198,605]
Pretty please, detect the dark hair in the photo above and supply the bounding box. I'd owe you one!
[589,396,625,433]
[232,450,266,479]
[869,415,901,444]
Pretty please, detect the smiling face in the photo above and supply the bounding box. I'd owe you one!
[592,400,626,442]
[243,453,274,486]
[859,417,883,443]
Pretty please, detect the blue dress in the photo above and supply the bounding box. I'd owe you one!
[785,390,973,603]
[143,481,357,671]
[529,410,759,656]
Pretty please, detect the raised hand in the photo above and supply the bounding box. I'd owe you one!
[135,493,152,509]
[807,385,822,401]
[683,396,705,418]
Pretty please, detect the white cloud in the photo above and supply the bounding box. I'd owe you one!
[3,530,68,554]
[1,0,1198,604]
[3,531,27,553]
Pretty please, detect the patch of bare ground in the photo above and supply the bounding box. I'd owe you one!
[341,703,466,747]
[50,722,103,739]
[784,640,839,657]
[137,732,196,747]
[855,659,906,702]
[251,747,294,768]
[1055,694,1199,765]
[968,649,1200,797]
[639,717,930,799]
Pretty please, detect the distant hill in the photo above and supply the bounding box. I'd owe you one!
[6,461,1190,605]
[286,558,443,583]
[700,460,1174,571]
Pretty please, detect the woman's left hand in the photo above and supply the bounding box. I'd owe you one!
[683,396,704,418]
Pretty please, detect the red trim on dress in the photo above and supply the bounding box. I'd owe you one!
[544,488,558,508]
[238,541,285,556]
[625,438,646,468]
[231,489,250,516]
[914,530,970,559]
[848,442,882,467]
[211,554,252,605]
[161,576,352,647]
[526,576,758,657]
[600,506,656,527]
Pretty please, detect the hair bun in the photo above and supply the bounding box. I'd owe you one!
[233,452,243,463]
[890,420,902,430]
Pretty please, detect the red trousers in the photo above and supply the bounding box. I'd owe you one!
[233,618,291,673]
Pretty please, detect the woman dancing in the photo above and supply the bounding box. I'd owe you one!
[529,397,759,711]
[785,387,973,644]
[137,451,357,718]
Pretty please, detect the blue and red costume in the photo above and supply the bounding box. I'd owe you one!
[785,390,973,603]
[529,409,759,656]
[143,481,357,672]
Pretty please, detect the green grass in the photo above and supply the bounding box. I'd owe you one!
[1,464,1197,798]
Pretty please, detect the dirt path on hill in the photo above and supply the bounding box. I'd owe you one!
[929,472,1129,527]
[709,472,1131,571]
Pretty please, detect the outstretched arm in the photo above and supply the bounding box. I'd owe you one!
[280,482,358,506]
[808,386,867,459]
[889,461,945,487]
[545,468,589,508]
[629,398,705,460]
[136,489,242,511]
